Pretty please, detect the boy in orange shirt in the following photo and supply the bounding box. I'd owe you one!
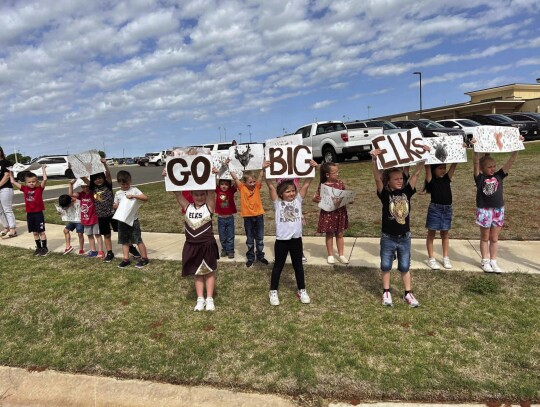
[229,165,268,268]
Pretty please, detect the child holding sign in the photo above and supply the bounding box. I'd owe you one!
[312,163,349,264]
[371,150,424,308]
[263,160,317,306]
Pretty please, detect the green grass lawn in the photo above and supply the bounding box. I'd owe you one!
[0,246,539,403]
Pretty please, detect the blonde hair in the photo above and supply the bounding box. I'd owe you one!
[479,155,496,170]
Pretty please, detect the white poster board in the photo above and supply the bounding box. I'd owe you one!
[172,147,212,156]
[68,150,105,178]
[318,184,356,212]
[113,198,142,227]
[371,128,428,169]
[424,135,467,164]
[164,155,216,192]
[55,200,81,223]
[265,145,316,179]
[265,134,303,150]
[473,126,524,153]
[228,144,264,171]
[211,151,243,180]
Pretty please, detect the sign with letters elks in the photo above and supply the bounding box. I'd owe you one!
[164,155,216,191]
[371,128,428,169]
[265,145,316,179]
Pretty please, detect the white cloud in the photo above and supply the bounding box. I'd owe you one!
[311,100,335,109]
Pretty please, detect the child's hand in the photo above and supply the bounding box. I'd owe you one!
[421,145,430,152]
[470,138,477,144]
[212,167,219,174]
[113,203,119,209]
[519,135,525,142]
[262,160,270,169]
[126,194,134,199]
[313,194,321,203]
[301,215,306,226]
[370,149,382,159]
[161,169,167,177]
[101,158,107,164]
[70,179,76,184]
[309,160,318,168]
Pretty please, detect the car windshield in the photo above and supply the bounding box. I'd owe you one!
[418,119,444,129]
[365,120,399,130]
[489,115,513,123]
[457,119,481,126]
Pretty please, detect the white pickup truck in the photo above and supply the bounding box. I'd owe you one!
[293,121,384,163]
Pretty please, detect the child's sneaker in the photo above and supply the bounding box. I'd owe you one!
[97,251,105,259]
[382,291,393,306]
[87,251,98,258]
[481,259,494,273]
[78,249,86,255]
[194,297,205,311]
[220,250,227,257]
[302,255,307,263]
[33,247,42,256]
[205,297,215,311]
[117,259,131,269]
[258,258,269,265]
[297,289,311,304]
[129,245,141,259]
[39,247,49,257]
[135,258,149,268]
[403,292,420,308]
[327,256,335,264]
[227,252,235,259]
[103,252,115,263]
[338,255,349,264]
[426,258,441,270]
[269,290,280,306]
[490,259,502,274]
[246,260,253,268]
[442,257,453,269]
[63,246,73,255]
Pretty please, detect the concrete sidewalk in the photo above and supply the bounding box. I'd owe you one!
[1,220,539,274]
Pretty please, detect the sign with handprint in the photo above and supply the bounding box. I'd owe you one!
[473,126,524,153]
[68,150,105,178]
[424,135,467,164]
[318,184,356,212]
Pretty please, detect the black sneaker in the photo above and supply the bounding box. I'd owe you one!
[135,258,149,269]
[39,247,49,257]
[33,247,42,256]
[129,245,141,258]
[246,260,253,268]
[220,250,227,257]
[227,252,235,259]
[103,252,115,263]
[258,258,269,265]
[117,259,131,269]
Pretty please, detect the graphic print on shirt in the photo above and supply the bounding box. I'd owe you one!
[482,177,499,196]
[26,190,35,202]
[218,192,229,209]
[388,194,409,225]
[80,198,92,221]
[278,200,300,223]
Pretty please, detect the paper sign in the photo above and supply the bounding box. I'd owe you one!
[113,198,142,227]
[228,144,264,171]
[164,155,216,191]
[424,136,467,164]
[265,134,303,149]
[172,147,212,156]
[318,184,356,212]
[68,150,105,178]
[371,128,428,169]
[55,200,81,222]
[211,151,243,180]
[265,145,316,179]
[473,126,524,153]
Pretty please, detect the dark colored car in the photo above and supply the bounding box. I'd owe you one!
[465,114,536,140]
[502,112,540,140]
[391,119,466,141]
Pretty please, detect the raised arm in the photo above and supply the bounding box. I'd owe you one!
[408,160,425,190]
[40,164,48,189]
[256,168,264,185]
[262,161,278,201]
[173,191,190,211]
[227,160,242,188]
[68,179,79,198]
[206,189,216,212]
[102,158,112,183]
[502,150,518,174]
[298,160,318,199]
[370,149,384,193]
[424,164,432,183]
[9,171,21,190]
[447,162,458,180]
[473,151,481,177]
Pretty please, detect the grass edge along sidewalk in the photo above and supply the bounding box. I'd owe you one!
[0,245,539,403]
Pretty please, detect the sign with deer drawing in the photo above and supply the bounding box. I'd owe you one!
[424,135,467,165]
[228,144,264,171]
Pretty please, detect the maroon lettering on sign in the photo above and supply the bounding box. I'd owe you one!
[294,145,312,176]
[167,158,190,186]
[268,147,287,176]
[191,156,211,184]
[372,135,397,168]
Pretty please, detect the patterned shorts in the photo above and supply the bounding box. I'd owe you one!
[475,207,505,228]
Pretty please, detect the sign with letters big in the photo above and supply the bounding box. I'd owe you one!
[164,155,216,191]
[265,145,316,179]
[371,128,428,169]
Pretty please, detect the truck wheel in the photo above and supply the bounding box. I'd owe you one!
[144,161,149,167]
[155,160,161,166]
[65,169,75,179]
[322,147,337,163]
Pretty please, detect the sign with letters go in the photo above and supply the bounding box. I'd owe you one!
[164,155,216,191]
[371,128,428,169]
[265,145,316,179]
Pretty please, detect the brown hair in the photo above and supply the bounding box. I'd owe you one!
[319,162,337,184]
[276,180,296,199]
[381,167,403,188]
[116,170,132,184]
[0,146,4,160]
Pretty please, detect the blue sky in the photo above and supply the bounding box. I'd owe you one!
[0,0,539,159]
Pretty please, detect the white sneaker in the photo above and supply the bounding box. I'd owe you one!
[205,297,215,311]
[194,297,205,311]
[301,255,308,263]
[327,256,335,264]
[481,259,494,273]
[426,258,441,270]
[269,290,280,306]
[297,289,311,304]
[403,292,420,308]
[442,257,453,269]
[338,255,349,264]
[490,259,502,274]
[382,291,393,306]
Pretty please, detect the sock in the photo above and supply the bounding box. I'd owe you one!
[41,239,47,248]
[404,290,410,296]
[383,288,390,293]
[35,240,42,248]
[107,250,113,255]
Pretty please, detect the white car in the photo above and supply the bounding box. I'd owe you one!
[13,155,71,181]
[436,119,481,145]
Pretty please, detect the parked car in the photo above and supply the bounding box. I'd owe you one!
[392,119,466,141]
[465,114,535,140]
[345,119,402,134]
[124,158,135,165]
[502,112,540,140]
[14,155,73,181]
[436,118,482,145]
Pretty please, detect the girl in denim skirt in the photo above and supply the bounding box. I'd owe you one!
[424,163,457,270]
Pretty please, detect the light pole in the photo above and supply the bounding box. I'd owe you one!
[247,124,252,143]
[224,127,227,141]
[367,105,372,118]
[218,126,222,142]
[238,132,242,143]
[413,71,423,118]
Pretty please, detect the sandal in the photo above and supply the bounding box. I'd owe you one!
[0,230,8,237]
[2,231,17,239]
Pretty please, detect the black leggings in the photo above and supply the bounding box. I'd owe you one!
[270,237,305,291]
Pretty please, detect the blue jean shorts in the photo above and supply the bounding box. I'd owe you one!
[65,222,84,234]
[425,203,453,231]
[380,232,411,273]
